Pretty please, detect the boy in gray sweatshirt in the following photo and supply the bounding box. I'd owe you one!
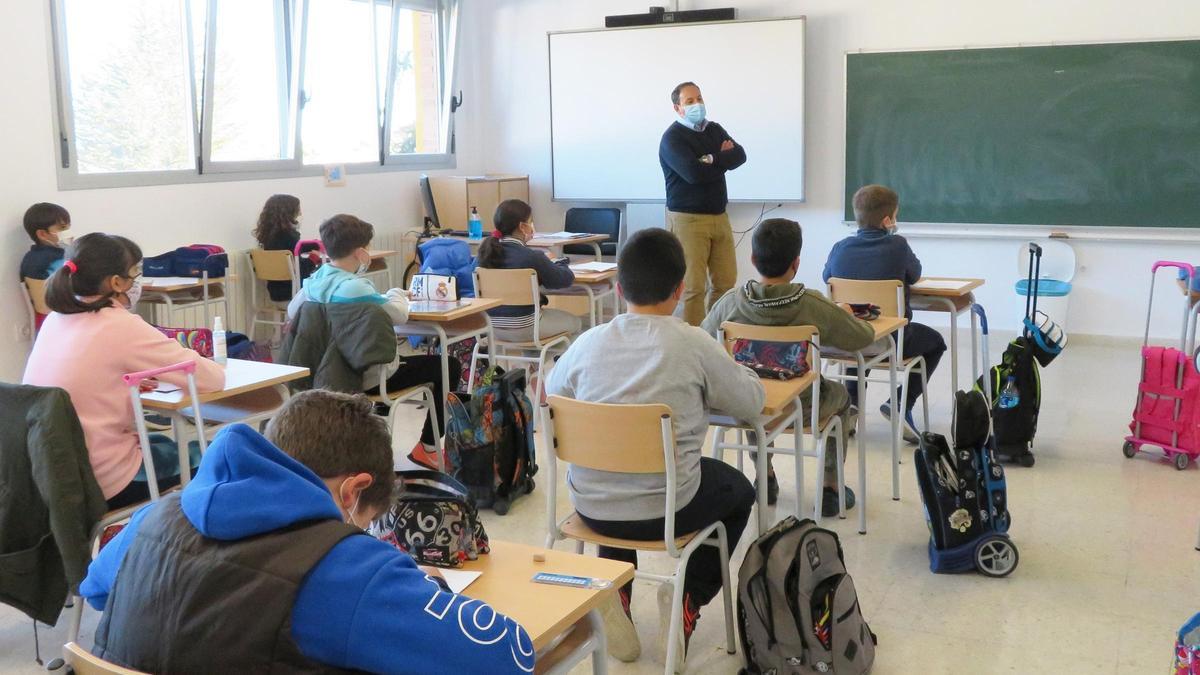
[702,218,877,514]
[546,228,764,673]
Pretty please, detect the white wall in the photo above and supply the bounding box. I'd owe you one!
[474,0,1200,343]
[0,1,486,382]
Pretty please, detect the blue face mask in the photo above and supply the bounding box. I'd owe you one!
[683,103,706,126]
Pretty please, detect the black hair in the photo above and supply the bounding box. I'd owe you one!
[23,202,71,243]
[617,228,686,306]
[265,390,395,511]
[752,218,803,278]
[253,194,301,248]
[477,199,533,269]
[671,81,699,106]
[319,214,374,260]
[45,233,142,314]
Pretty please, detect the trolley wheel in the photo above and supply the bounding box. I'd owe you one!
[1175,453,1190,471]
[974,536,1019,577]
[1122,441,1137,459]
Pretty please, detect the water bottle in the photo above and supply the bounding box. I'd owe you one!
[468,206,483,239]
[998,376,1019,409]
[212,316,228,366]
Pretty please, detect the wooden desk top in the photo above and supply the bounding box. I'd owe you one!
[140,359,308,411]
[869,315,908,338]
[142,276,229,293]
[407,297,502,322]
[567,269,617,284]
[459,540,635,652]
[369,249,398,260]
[759,371,817,417]
[911,277,984,297]
[464,233,610,249]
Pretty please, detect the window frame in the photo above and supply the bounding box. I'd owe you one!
[47,0,459,190]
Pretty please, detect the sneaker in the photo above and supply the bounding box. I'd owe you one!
[821,486,856,517]
[599,586,640,662]
[658,584,699,674]
[879,402,920,444]
[406,441,440,471]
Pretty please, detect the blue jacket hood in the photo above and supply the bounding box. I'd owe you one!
[180,424,341,540]
[418,238,476,297]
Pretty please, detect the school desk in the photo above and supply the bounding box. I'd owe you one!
[910,277,985,400]
[141,275,232,330]
[466,233,610,261]
[367,249,400,289]
[546,266,619,328]
[394,297,503,434]
[460,540,635,674]
[140,359,309,487]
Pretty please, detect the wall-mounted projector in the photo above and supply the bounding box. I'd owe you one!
[605,6,736,28]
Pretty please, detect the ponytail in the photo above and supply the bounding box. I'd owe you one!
[45,233,142,315]
[477,199,532,269]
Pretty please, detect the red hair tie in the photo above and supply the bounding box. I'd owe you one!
[64,260,78,274]
[491,230,503,239]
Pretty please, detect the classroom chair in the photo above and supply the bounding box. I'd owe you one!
[20,278,50,347]
[61,642,147,675]
[709,322,846,523]
[470,268,572,409]
[826,277,930,500]
[541,396,737,675]
[140,253,230,332]
[562,207,621,259]
[367,374,443,471]
[248,249,299,344]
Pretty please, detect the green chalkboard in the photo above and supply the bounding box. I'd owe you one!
[845,40,1200,227]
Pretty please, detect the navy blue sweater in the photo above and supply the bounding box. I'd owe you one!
[479,238,575,328]
[20,243,64,281]
[659,121,746,215]
[823,229,922,318]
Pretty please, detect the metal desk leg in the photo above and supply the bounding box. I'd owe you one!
[586,608,608,675]
[857,356,868,535]
[754,421,770,534]
[169,412,191,487]
[948,303,958,394]
[888,338,901,501]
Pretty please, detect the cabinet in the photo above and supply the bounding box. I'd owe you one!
[426,174,530,232]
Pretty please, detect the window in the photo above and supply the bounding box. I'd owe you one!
[58,0,198,174]
[50,0,460,187]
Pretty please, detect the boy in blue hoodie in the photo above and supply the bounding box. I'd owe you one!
[823,184,947,443]
[287,214,460,466]
[80,390,533,673]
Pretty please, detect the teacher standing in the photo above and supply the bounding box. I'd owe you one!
[659,81,746,325]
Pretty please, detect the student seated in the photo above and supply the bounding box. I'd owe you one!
[79,390,533,673]
[254,193,318,301]
[546,228,764,672]
[702,218,875,514]
[823,184,946,443]
[476,199,581,342]
[20,202,71,330]
[286,214,458,464]
[22,233,225,510]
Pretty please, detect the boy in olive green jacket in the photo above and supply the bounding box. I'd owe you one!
[702,218,876,516]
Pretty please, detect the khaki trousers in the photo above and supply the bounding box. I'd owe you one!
[665,210,737,326]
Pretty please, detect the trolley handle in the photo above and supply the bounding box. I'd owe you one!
[1028,242,1042,256]
[972,304,988,335]
[122,360,197,386]
[1151,261,1194,275]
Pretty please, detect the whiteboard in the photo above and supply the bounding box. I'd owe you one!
[548,18,806,203]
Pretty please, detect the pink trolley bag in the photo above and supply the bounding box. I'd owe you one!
[1124,261,1200,470]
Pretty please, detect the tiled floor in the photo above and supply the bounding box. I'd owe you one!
[1,334,1193,673]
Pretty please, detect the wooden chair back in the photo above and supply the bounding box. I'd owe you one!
[546,395,672,474]
[23,277,50,315]
[827,277,904,317]
[249,249,296,283]
[718,321,817,371]
[63,642,148,675]
[474,267,538,306]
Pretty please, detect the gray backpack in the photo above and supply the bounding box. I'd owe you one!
[737,516,876,674]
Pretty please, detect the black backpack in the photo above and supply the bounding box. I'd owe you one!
[980,337,1041,467]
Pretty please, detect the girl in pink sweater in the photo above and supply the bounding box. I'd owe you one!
[23,233,225,508]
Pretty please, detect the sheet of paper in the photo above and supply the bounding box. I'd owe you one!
[440,569,482,594]
[409,300,465,314]
[915,279,969,291]
[571,261,617,272]
[540,231,591,239]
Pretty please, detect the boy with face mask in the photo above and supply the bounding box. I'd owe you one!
[285,214,459,466]
[20,202,72,330]
[80,390,534,673]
